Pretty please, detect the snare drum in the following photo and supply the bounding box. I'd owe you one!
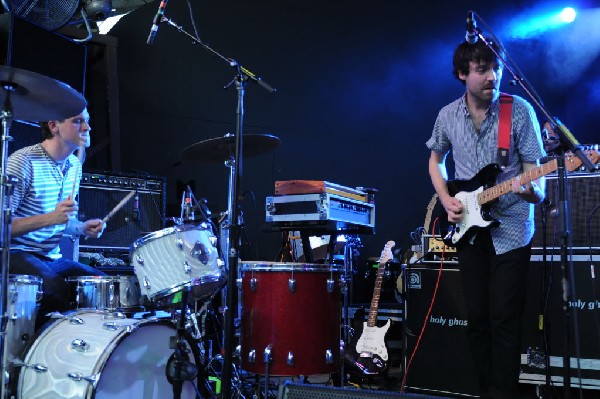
[3,275,42,374]
[17,310,200,399]
[67,276,142,312]
[240,262,341,376]
[131,224,224,307]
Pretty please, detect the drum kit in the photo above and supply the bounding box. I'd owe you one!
[0,64,350,399]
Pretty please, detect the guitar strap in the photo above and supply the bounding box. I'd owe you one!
[498,93,513,168]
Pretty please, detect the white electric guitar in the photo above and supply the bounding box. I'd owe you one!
[351,240,395,375]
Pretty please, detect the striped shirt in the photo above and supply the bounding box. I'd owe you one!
[426,94,546,254]
[7,144,82,259]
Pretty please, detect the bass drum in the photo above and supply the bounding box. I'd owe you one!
[17,311,200,399]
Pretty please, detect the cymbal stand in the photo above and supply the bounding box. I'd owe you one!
[0,89,17,399]
[160,16,275,399]
[340,235,361,386]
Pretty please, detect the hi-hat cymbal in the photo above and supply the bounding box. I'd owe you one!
[180,134,281,163]
[0,66,87,122]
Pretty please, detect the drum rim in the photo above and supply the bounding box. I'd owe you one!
[130,223,214,251]
[240,262,341,272]
[7,274,43,284]
[66,275,139,282]
[146,275,225,303]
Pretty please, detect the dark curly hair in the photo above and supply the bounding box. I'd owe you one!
[40,120,64,140]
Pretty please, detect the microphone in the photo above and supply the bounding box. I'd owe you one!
[465,11,478,44]
[132,192,140,221]
[146,0,169,45]
[184,188,195,222]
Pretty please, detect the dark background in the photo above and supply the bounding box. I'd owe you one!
[5,0,600,286]
[107,0,599,263]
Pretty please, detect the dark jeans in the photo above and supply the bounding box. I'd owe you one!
[9,250,106,329]
[457,231,531,399]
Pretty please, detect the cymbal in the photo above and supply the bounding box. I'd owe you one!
[180,134,281,163]
[0,66,87,122]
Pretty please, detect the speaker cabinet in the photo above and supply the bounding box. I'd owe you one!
[77,172,166,254]
[403,264,479,397]
[277,382,447,399]
[520,256,600,388]
[532,172,600,251]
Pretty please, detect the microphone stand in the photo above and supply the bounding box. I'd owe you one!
[159,16,276,399]
[471,15,595,398]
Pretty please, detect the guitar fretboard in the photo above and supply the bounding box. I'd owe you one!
[477,159,557,205]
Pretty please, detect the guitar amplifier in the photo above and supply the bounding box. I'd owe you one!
[77,171,166,254]
[532,171,600,252]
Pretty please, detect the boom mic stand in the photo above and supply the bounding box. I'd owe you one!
[160,16,276,399]
[469,11,596,399]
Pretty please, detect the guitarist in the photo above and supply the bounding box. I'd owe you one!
[426,35,546,399]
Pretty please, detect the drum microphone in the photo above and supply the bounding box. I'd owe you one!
[184,188,195,222]
[465,11,478,44]
[146,0,169,45]
[131,192,140,221]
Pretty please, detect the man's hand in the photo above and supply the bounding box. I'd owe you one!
[51,197,78,225]
[441,195,463,223]
[82,219,106,238]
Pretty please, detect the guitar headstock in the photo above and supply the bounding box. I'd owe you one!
[565,150,600,172]
[378,241,395,266]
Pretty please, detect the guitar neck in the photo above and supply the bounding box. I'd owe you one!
[478,159,557,205]
[367,262,384,327]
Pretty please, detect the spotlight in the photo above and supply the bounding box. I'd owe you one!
[560,7,577,23]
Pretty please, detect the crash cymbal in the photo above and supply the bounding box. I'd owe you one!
[180,134,281,163]
[0,66,87,122]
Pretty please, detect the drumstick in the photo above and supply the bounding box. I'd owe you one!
[103,190,136,223]
[70,144,85,199]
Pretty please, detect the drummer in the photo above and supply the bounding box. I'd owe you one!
[7,107,106,329]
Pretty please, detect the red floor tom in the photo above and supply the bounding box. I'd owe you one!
[240,262,341,376]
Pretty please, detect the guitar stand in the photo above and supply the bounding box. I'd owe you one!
[166,287,198,399]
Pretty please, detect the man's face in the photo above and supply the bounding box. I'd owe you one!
[459,60,503,103]
[51,108,91,148]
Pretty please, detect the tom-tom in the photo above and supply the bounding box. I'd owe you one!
[3,275,42,378]
[131,223,224,307]
[67,276,142,313]
[17,310,200,398]
[240,262,341,376]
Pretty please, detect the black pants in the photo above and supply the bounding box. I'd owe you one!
[457,231,531,399]
[9,250,106,329]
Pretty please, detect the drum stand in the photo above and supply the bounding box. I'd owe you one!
[166,287,199,399]
[0,91,18,399]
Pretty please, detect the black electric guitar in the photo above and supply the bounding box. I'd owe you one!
[444,155,584,247]
[348,241,395,375]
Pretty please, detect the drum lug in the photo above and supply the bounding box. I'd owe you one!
[263,344,272,364]
[71,339,90,352]
[47,312,85,325]
[325,349,334,364]
[67,371,98,385]
[326,278,334,293]
[250,277,257,292]
[11,359,48,373]
[176,237,184,250]
[248,349,256,363]
[288,278,296,293]
[143,276,151,291]
[183,261,192,274]
[236,278,242,290]
[135,253,144,266]
[10,288,18,304]
[287,351,294,366]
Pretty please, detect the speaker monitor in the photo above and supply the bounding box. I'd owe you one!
[403,265,479,397]
[77,172,166,254]
[277,382,448,399]
[532,172,600,250]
